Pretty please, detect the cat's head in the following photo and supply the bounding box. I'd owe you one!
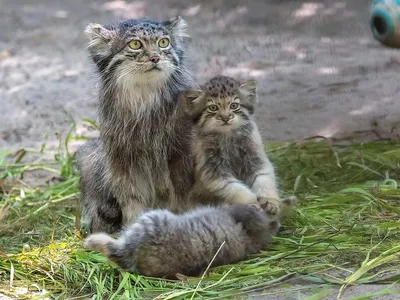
[183,76,257,133]
[85,17,188,84]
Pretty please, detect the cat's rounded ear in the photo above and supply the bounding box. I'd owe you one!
[165,16,188,41]
[85,23,114,52]
[239,80,257,105]
[239,80,257,97]
[85,23,112,41]
[183,89,204,118]
[183,89,203,107]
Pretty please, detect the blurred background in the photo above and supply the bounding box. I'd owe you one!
[1,0,400,150]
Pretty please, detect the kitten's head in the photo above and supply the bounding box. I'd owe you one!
[183,76,257,134]
[85,16,188,84]
[225,204,273,251]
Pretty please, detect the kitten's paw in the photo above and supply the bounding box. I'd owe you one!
[258,197,281,216]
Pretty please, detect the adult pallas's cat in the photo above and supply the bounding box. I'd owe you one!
[75,17,197,234]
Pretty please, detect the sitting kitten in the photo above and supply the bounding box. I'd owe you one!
[184,75,286,217]
[84,204,279,279]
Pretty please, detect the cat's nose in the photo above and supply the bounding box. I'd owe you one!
[150,56,161,63]
[221,114,233,122]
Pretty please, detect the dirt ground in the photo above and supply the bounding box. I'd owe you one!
[1,0,400,151]
[1,0,400,299]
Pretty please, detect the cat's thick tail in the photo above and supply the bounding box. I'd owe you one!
[84,233,117,257]
[84,233,135,272]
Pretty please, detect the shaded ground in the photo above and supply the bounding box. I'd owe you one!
[250,283,400,300]
[1,0,400,151]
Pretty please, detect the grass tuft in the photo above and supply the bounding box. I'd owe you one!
[1,138,400,299]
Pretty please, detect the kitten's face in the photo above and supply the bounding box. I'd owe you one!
[201,96,245,132]
[85,17,187,84]
[184,76,257,134]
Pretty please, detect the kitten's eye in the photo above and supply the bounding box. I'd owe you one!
[158,38,170,48]
[208,105,218,112]
[128,40,142,50]
[230,103,240,110]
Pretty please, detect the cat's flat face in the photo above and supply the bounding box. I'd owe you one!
[201,95,247,132]
[85,17,187,84]
[184,76,257,134]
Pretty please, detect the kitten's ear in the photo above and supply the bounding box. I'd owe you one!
[183,89,203,108]
[85,23,114,52]
[239,80,257,99]
[239,80,257,106]
[183,89,204,118]
[165,16,188,41]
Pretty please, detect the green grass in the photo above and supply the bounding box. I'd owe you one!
[1,136,400,299]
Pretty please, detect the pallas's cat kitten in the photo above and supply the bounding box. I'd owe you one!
[183,75,287,217]
[84,204,279,279]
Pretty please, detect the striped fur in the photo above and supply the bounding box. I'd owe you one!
[84,204,279,278]
[75,17,197,234]
[184,76,285,219]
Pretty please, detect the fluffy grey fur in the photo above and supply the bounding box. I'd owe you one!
[84,204,279,279]
[75,17,197,234]
[184,76,283,218]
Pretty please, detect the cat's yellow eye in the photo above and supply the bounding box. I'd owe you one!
[158,38,170,48]
[128,40,142,50]
[208,105,218,112]
[230,103,240,110]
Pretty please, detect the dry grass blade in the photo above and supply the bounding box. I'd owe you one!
[337,245,400,299]
[190,241,226,300]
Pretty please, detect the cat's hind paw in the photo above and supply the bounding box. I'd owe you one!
[282,195,298,207]
[280,195,298,217]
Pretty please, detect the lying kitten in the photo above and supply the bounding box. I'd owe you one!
[84,204,278,279]
[184,75,287,217]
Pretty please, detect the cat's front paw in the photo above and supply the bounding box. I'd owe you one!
[258,197,281,216]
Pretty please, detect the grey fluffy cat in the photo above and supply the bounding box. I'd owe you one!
[183,76,287,218]
[75,17,197,234]
[84,204,279,279]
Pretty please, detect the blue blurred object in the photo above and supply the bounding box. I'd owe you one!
[370,0,400,47]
